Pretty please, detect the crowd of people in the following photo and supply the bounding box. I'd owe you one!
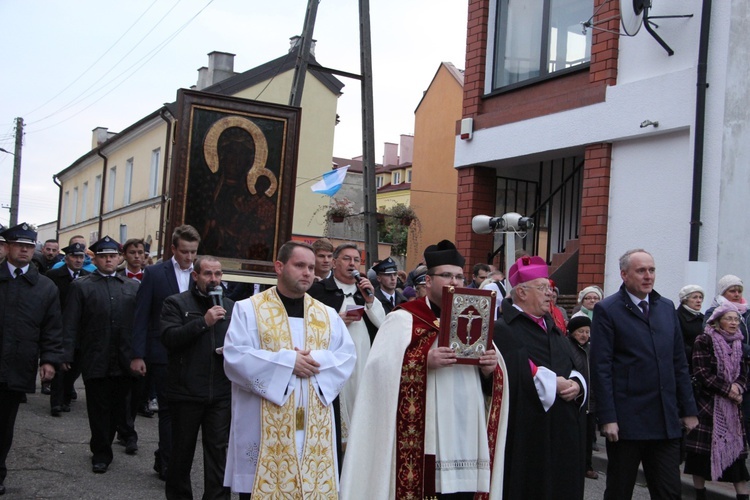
[2,220,750,499]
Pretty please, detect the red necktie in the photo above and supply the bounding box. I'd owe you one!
[127,271,143,281]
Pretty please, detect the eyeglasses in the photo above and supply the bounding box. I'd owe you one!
[521,284,552,293]
[722,317,742,323]
[338,255,361,264]
[429,272,465,283]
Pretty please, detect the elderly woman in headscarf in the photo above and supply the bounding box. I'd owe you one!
[677,285,705,375]
[573,285,603,320]
[684,302,750,500]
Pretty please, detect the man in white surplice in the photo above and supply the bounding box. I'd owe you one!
[307,243,385,442]
[223,241,356,498]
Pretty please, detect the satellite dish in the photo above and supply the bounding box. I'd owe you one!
[620,0,649,36]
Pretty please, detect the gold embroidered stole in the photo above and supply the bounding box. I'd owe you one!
[250,288,337,499]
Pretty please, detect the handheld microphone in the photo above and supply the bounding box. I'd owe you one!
[208,285,224,311]
[351,270,374,297]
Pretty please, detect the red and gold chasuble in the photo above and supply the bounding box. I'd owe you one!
[394,299,505,500]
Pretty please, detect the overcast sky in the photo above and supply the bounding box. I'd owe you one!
[0,0,468,227]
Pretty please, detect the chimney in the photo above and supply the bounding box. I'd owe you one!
[196,66,209,90]
[383,142,399,167]
[196,51,236,90]
[289,35,317,57]
[92,127,109,149]
[399,135,414,165]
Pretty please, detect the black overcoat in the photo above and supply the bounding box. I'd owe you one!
[0,263,63,392]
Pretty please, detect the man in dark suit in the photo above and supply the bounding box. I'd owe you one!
[46,242,90,416]
[0,223,63,495]
[372,257,406,314]
[131,224,200,480]
[591,249,698,500]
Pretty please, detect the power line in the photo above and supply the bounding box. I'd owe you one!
[29,0,182,125]
[27,0,216,135]
[23,0,161,119]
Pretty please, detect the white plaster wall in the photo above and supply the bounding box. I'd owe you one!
[603,131,693,300]
[715,0,750,291]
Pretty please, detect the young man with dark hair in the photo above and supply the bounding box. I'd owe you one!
[223,241,355,498]
[119,239,146,282]
[468,262,491,289]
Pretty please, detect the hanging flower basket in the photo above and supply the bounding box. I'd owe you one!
[331,215,346,223]
[400,216,413,226]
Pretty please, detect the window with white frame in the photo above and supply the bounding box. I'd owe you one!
[94,175,102,216]
[81,182,88,221]
[149,149,160,197]
[492,0,591,90]
[393,171,401,185]
[107,166,116,212]
[72,187,79,224]
[376,175,383,189]
[123,158,133,206]
[63,191,70,226]
[406,169,412,183]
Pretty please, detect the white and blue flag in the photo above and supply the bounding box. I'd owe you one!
[311,166,349,196]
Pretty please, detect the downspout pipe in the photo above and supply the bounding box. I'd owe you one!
[157,107,174,261]
[53,175,62,238]
[689,0,712,261]
[97,149,108,241]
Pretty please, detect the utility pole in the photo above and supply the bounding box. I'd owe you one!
[10,117,23,226]
[289,0,319,108]
[358,0,378,268]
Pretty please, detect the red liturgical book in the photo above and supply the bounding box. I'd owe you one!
[438,286,496,365]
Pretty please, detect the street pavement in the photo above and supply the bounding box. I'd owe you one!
[2,380,735,499]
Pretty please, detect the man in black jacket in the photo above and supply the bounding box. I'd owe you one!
[372,257,407,314]
[64,236,139,474]
[46,242,90,416]
[161,255,233,500]
[0,223,63,496]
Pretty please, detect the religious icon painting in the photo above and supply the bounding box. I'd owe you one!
[438,287,496,365]
[168,89,301,277]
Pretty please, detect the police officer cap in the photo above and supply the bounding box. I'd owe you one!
[90,235,121,255]
[0,223,37,245]
[373,257,398,274]
[62,242,87,256]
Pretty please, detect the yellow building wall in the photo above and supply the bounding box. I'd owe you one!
[407,64,463,270]
[59,118,169,251]
[376,190,411,210]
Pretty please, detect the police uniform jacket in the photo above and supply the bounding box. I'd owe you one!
[64,273,139,380]
[0,263,64,392]
[160,287,234,403]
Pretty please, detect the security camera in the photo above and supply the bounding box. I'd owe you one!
[472,215,504,235]
[472,213,534,234]
[501,212,534,231]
